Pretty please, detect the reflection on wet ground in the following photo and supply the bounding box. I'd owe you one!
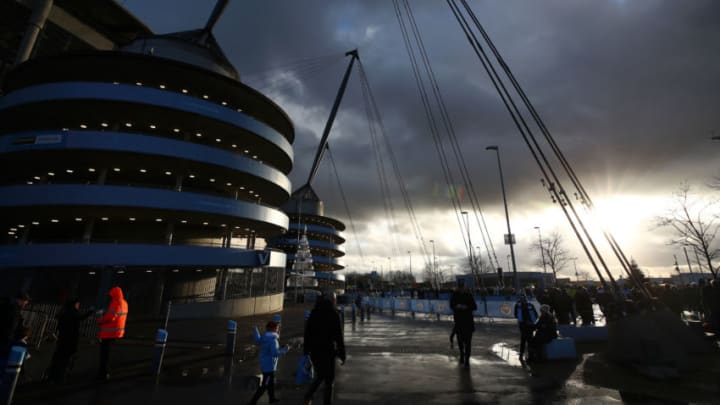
[15,311,720,404]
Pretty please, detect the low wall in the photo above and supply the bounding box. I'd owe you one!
[169,292,285,319]
[366,296,540,319]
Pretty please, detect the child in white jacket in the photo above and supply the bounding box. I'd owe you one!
[249,321,289,404]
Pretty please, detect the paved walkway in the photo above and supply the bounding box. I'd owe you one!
[12,307,720,404]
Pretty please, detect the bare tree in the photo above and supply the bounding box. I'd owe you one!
[387,271,416,289]
[657,184,718,278]
[422,263,446,291]
[535,231,570,284]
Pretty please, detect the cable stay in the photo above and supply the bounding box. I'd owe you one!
[446,0,612,292]
[242,53,346,95]
[326,144,365,262]
[356,61,431,269]
[392,0,501,283]
[399,0,501,278]
[447,0,650,297]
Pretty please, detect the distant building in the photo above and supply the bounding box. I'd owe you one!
[456,271,555,290]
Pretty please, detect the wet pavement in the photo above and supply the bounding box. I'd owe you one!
[12,307,720,404]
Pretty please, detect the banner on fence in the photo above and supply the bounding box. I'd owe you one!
[367,297,540,319]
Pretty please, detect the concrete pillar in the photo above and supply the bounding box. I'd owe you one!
[224,230,232,248]
[15,0,54,65]
[165,222,174,246]
[84,168,107,242]
[95,268,113,309]
[151,270,166,318]
[174,174,183,191]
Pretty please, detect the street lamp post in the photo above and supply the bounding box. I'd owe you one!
[461,211,474,271]
[572,257,579,283]
[429,239,436,288]
[486,145,519,293]
[534,226,548,287]
[408,250,412,281]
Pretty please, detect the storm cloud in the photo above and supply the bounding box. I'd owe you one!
[127,0,720,278]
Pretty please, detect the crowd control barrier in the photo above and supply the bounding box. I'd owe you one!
[367,296,540,319]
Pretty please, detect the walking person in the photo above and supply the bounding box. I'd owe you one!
[574,287,595,326]
[47,298,93,383]
[96,286,128,381]
[0,293,30,358]
[514,294,538,362]
[303,290,346,405]
[248,321,289,404]
[450,285,477,368]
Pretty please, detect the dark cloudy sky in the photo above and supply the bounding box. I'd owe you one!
[125,0,719,280]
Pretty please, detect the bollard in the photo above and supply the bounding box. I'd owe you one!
[2,346,26,405]
[226,320,237,356]
[152,329,168,376]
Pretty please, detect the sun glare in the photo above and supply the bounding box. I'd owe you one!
[586,194,669,247]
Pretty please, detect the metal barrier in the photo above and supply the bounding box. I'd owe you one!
[367,297,540,319]
[21,304,98,349]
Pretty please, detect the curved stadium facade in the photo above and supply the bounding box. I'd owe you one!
[0,37,294,316]
[269,184,346,292]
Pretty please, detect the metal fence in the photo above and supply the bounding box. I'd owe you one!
[21,303,98,349]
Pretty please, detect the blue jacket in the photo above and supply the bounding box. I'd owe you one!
[258,331,288,372]
[514,301,538,325]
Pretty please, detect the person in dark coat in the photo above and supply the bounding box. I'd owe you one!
[574,287,595,326]
[449,286,477,368]
[0,293,30,357]
[514,294,538,361]
[303,291,346,405]
[47,298,93,383]
[709,279,720,333]
[528,304,558,361]
[554,288,576,325]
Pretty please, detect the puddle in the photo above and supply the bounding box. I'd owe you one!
[491,342,524,367]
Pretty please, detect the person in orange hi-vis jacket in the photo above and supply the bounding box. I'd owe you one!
[96,286,128,381]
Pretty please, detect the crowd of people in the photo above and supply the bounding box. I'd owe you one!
[0,286,128,386]
[531,279,720,332]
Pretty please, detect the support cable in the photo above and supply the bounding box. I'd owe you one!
[359,73,403,259]
[456,1,649,296]
[392,0,468,269]
[458,1,644,294]
[401,0,499,272]
[357,61,431,266]
[447,0,614,291]
[326,145,365,262]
